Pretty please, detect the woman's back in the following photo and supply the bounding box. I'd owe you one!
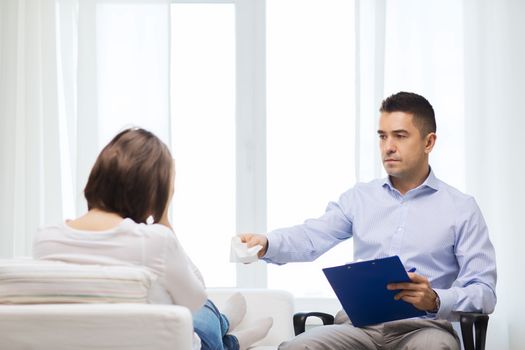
[33,215,207,311]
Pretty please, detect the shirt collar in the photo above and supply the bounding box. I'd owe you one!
[381,167,440,193]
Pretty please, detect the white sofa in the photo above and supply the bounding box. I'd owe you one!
[0,259,295,349]
[0,288,294,350]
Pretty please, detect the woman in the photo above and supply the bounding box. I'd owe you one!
[33,128,272,350]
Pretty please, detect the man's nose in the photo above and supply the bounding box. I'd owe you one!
[383,138,396,154]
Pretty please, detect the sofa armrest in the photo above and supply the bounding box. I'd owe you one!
[459,312,489,350]
[293,312,335,336]
[0,303,194,350]
[207,288,295,347]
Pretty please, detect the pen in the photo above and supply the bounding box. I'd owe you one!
[407,267,417,273]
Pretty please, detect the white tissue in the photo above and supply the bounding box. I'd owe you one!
[229,236,263,263]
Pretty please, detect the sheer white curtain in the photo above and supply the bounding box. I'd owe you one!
[463,1,525,348]
[0,0,171,257]
[355,0,523,348]
[0,0,63,257]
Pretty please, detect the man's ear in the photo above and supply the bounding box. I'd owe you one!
[424,133,437,154]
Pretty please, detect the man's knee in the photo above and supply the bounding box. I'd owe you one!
[278,324,375,350]
[278,338,308,350]
[401,328,460,350]
[278,333,318,350]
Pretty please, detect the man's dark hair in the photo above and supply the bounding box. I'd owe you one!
[379,92,436,136]
[84,128,173,224]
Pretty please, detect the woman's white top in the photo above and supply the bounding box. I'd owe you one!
[33,218,207,311]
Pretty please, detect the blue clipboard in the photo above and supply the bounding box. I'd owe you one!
[322,256,425,327]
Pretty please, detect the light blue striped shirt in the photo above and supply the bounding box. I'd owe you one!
[263,170,497,321]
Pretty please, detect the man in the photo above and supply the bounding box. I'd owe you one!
[240,92,497,350]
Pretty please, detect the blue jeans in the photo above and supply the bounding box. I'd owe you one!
[193,299,239,350]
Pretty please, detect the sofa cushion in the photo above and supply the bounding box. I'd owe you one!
[0,258,154,304]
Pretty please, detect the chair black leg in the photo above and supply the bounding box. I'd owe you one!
[460,316,475,350]
[459,312,489,350]
[474,316,488,350]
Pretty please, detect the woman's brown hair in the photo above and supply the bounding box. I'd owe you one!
[84,128,173,224]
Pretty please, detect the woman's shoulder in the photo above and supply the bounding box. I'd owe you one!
[124,219,171,234]
[35,222,70,239]
[122,220,180,246]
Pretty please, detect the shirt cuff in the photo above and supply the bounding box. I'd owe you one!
[433,288,457,320]
[261,231,283,265]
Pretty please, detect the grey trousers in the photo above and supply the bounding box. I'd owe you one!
[279,310,460,350]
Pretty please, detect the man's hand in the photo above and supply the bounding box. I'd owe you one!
[387,272,439,312]
[238,233,268,258]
